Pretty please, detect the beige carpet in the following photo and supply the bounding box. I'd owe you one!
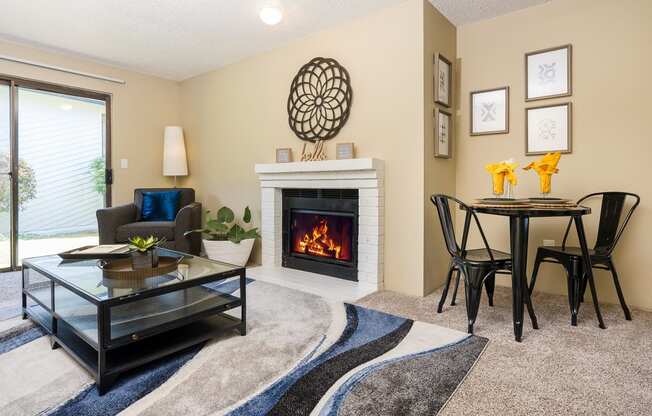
[356,284,652,415]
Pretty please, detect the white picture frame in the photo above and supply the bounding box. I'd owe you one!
[434,53,452,107]
[526,44,572,101]
[434,108,452,159]
[526,102,572,155]
[336,142,355,160]
[275,148,292,163]
[470,86,509,136]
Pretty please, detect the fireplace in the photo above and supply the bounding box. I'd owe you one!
[282,189,358,281]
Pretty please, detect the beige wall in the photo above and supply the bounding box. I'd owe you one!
[422,1,457,295]
[181,0,427,296]
[456,0,652,309]
[6,0,647,307]
[0,39,181,205]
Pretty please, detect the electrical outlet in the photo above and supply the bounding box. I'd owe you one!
[120,159,128,169]
[543,239,556,247]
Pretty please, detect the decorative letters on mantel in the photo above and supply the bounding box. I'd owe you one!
[300,140,327,161]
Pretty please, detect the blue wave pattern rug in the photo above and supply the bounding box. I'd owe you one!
[0,279,487,416]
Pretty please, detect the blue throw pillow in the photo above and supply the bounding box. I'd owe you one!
[141,191,181,221]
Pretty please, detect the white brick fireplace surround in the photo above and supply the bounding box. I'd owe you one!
[254,158,384,299]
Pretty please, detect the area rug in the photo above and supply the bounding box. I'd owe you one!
[0,279,487,416]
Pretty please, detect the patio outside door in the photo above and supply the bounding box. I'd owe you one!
[0,78,111,271]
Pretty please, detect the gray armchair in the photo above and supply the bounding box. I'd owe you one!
[97,188,202,255]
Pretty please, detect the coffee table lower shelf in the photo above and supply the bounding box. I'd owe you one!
[25,305,244,394]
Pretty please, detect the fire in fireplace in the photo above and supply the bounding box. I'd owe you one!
[282,189,358,281]
[291,212,353,262]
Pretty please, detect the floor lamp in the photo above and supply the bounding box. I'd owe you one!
[163,126,188,187]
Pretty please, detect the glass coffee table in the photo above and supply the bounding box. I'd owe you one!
[21,248,246,395]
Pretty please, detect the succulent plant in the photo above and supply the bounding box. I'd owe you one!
[128,235,165,253]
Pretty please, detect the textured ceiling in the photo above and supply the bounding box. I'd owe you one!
[0,0,551,81]
[430,0,551,25]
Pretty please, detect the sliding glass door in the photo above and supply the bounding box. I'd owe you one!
[0,83,10,269]
[0,78,111,270]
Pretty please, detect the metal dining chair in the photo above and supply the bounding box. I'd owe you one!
[431,194,536,334]
[529,192,640,323]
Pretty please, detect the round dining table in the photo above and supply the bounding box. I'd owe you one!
[471,203,605,342]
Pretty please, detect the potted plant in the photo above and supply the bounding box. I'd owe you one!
[128,235,165,269]
[186,206,260,266]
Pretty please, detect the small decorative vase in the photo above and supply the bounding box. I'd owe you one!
[504,182,514,199]
[491,173,506,197]
[491,175,514,199]
[131,250,159,269]
[539,174,553,198]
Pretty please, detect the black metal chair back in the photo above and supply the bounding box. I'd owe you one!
[562,192,640,256]
[430,194,496,263]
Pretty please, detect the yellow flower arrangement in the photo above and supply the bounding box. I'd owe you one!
[523,152,561,194]
[485,160,518,196]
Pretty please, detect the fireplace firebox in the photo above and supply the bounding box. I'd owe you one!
[282,189,358,281]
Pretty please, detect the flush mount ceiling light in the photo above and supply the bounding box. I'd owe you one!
[259,6,282,25]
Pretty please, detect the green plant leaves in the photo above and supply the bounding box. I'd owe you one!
[227,223,246,244]
[217,206,235,223]
[243,228,261,240]
[206,218,229,233]
[243,206,252,223]
[226,224,260,244]
[128,235,164,252]
[186,206,259,242]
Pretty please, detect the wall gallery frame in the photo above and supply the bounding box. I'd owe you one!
[434,108,452,159]
[525,102,572,155]
[434,53,452,107]
[470,86,509,136]
[525,44,572,101]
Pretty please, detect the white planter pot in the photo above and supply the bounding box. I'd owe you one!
[202,238,255,267]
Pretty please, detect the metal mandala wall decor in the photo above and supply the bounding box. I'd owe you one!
[287,57,353,143]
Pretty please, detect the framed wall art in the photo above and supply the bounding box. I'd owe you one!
[434,53,452,107]
[525,44,572,101]
[434,108,452,159]
[526,102,572,155]
[470,86,509,136]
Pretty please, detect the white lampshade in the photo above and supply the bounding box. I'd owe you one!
[163,126,188,176]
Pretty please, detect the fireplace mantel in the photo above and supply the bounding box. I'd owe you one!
[255,158,384,290]
[255,158,383,174]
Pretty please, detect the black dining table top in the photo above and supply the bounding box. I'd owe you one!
[470,204,591,217]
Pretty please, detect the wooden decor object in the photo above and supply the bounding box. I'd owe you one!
[287,57,353,143]
[98,256,181,280]
[276,148,292,163]
[336,143,355,159]
[300,140,327,161]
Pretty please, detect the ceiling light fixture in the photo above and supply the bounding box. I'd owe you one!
[259,6,282,26]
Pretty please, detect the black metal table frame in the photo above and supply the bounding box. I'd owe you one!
[21,253,247,395]
[473,205,604,342]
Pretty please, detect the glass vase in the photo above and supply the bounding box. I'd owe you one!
[504,182,514,199]
[491,175,514,199]
[539,174,552,199]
